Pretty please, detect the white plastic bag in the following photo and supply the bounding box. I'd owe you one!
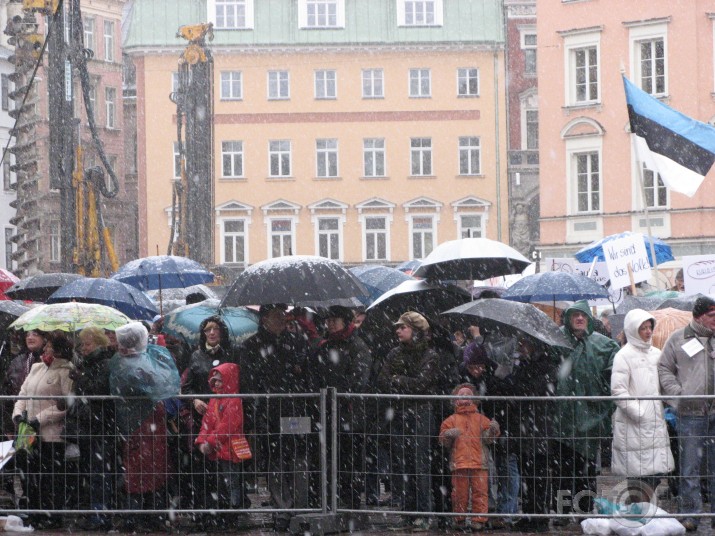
[2,515,34,532]
[581,518,612,535]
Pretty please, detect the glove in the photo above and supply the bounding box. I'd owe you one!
[12,415,23,428]
[443,428,462,439]
[28,419,40,432]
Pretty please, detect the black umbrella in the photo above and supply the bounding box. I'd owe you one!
[0,301,31,331]
[220,255,368,308]
[443,299,573,350]
[367,279,471,319]
[615,295,668,315]
[5,273,83,302]
[657,293,708,312]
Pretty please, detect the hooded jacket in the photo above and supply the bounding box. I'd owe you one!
[183,316,237,398]
[611,309,674,477]
[554,300,620,457]
[195,362,246,463]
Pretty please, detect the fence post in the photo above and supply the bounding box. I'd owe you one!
[320,388,328,515]
[329,387,338,514]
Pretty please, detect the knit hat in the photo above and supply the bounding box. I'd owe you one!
[394,311,430,332]
[692,296,715,318]
[326,305,354,325]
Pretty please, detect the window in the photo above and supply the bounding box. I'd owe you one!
[299,0,344,28]
[84,18,94,52]
[316,139,338,178]
[522,33,537,75]
[459,136,480,175]
[457,68,479,97]
[411,215,434,259]
[409,68,431,97]
[1,75,9,111]
[103,20,114,62]
[106,156,117,192]
[410,137,432,176]
[172,72,180,93]
[268,70,290,100]
[363,138,385,177]
[88,83,96,112]
[270,219,294,257]
[222,219,247,264]
[459,215,482,238]
[4,228,12,270]
[524,109,539,150]
[574,151,600,213]
[220,71,242,100]
[105,87,116,128]
[567,44,599,104]
[362,69,384,98]
[50,221,61,262]
[636,38,665,95]
[317,217,340,259]
[269,140,291,177]
[398,0,443,27]
[642,164,668,209]
[364,216,388,261]
[173,142,182,178]
[315,70,336,99]
[2,160,10,190]
[221,141,243,178]
[211,0,253,30]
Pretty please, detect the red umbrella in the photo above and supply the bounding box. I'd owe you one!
[0,269,19,300]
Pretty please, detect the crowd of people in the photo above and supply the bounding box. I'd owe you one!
[0,291,713,533]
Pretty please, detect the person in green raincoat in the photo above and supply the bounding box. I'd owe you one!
[551,300,620,519]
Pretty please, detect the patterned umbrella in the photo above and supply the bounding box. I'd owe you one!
[650,308,692,350]
[162,299,258,347]
[9,302,130,333]
[0,269,19,300]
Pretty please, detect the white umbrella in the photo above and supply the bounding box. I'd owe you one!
[412,237,531,281]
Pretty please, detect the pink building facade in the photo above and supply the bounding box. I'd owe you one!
[537,0,715,260]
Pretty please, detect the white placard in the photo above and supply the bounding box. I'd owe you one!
[682,255,715,296]
[603,234,652,289]
[546,258,624,306]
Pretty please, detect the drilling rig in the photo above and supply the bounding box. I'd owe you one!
[169,23,214,266]
[5,0,120,277]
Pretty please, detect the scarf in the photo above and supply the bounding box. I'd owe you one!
[319,323,356,347]
[205,343,222,354]
[41,352,54,367]
[690,319,714,339]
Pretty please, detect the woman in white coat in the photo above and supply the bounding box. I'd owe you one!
[611,308,674,500]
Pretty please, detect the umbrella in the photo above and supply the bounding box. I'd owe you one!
[0,269,19,300]
[412,237,531,281]
[111,255,214,291]
[657,293,711,312]
[47,277,159,321]
[5,272,83,302]
[349,265,412,305]
[220,255,368,308]
[162,299,259,347]
[615,295,668,315]
[443,299,573,350]
[367,279,471,318]
[9,302,130,333]
[0,301,31,331]
[395,259,422,275]
[146,284,219,313]
[650,308,692,350]
[502,272,610,303]
[470,285,507,299]
[574,231,674,267]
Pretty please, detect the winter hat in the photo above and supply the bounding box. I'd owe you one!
[692,296,715,318]
[394,311,430,333]
[326,305,354,325]
[463,342,491,367]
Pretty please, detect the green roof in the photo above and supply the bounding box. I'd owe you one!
[123,0,504,49]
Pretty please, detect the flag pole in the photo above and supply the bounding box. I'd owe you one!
[631,134,662,289]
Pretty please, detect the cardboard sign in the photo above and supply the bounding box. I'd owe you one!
[603,234,652,289]
[546,258,623,306]
[682,255,715,296]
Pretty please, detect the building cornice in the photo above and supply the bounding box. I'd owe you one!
[557,25,604,38]
[622,16,672,28]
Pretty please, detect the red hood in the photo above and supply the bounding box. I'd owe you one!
[209,362,239,394]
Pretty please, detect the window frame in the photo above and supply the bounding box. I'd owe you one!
[173,142,182,179]
[409,214,436,260]
[457,68,479,97]
[221,218,248,265]
[298,0,345,29]
[563,31,601,106]
[315,216,342,260]
[520,28,537,76]
[83,17,95,52]
[316,138,338,178]
[103,19,114,62]
[458,136,481,176]
[410,137,432,176]
[221,140,244,178]
[570,150,601,214]
[458,214,484,239]
[362,69,384,99]
[220,71,243,100]
[362,215,390,262]
[397,0,443,27]
[409,68,431,98]
[268,70,290,100]
[208,0,255,30]
[269,140,292,177]
[105,86,116,129]
[314,69,337,100]
[522,107,539,151]
[628,22,668,97]
[267,217,296,258]
[363,138,386,178]
[50,220,61,262]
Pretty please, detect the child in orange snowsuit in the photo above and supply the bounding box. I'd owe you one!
[439,383,500,531]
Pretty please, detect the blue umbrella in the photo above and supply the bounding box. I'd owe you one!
[111,255,214,291]
[161,299,258,347]
[502,272,609,303]
[47,277,159,321]
[574,231,674,267]
[349,265,411,305]
[395,259,422,275]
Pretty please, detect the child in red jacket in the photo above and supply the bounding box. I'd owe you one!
[439,383,500,532]
[195,363,251,517]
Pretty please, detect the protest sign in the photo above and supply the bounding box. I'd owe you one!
[603,234,652,289]
[546,258,623,306]
[682,255,715,296]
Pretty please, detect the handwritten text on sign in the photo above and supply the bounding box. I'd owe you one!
[603,234,652,289]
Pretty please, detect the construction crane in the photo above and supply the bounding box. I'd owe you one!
[169,22,214,265]
[5,0,120,277]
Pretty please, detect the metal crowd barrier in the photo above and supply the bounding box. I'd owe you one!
[0,392,712,531]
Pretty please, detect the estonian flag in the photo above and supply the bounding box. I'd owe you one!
[623,75,715,197]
